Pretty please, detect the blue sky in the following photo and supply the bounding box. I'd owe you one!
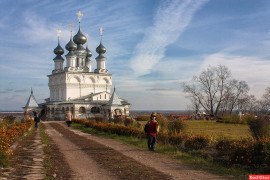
[1,0,270,111]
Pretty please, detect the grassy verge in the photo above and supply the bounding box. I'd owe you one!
[72,123,249,180]
[40,123,56,180]
[40,123,73,180]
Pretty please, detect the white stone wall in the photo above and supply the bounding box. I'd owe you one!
[49,72,112,101]
[92,92,111,101]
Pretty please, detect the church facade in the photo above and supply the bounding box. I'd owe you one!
[23,12,130,120]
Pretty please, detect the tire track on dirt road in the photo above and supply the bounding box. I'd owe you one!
[48,122,227,179]
[44,122,116,180]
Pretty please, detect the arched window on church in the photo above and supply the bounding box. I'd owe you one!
[62,107,65,114]
[105,94,106,99]
[114,109,122,116]
[66,107,69,112]
[79,107,86,114]
[91,107,100,114]
[47,108,50,114]
[52,108,55,115]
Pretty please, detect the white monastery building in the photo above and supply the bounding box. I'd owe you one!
[23,11,130,120]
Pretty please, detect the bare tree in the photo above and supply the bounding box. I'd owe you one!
[257,87,270,114]
[227,80,249,113]
[182,65,249,117]
[236,94,253,113]
[187,97,201,114]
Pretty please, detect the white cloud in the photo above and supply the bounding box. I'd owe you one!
[130,0,208,77]
[20,11,71,44]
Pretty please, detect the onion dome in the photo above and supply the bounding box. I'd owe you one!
[65,37,77,52]
[96,42,106,54]
[54,43,64,55]
[73,27,87,50]
[86,46,92,57]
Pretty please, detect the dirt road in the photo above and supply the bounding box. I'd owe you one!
[43,122,226,180]
[1,122,227,179]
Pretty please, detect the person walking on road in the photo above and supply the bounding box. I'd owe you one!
[34,112,40,128]
[65,110,73,127]
[146,112,159,151]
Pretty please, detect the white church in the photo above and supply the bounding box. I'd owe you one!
[23,11,130,120]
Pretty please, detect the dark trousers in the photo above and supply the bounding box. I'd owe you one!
[147,135,156,151]
[66,121,72,127]
[35,121,38,128]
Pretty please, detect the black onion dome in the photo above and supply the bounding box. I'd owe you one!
[86,46,92,57]
[53,55,64,61]
[54,43,64,55]
[65,38,77,51]
[73,28,87,45]
[96,42,106,54]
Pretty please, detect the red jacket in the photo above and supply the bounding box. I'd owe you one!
[147,121,158,136]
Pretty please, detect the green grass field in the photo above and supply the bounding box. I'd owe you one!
[138,120,251,140]
[185,120,251,140]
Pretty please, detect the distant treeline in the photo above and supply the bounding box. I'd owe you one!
[130,110,192,117]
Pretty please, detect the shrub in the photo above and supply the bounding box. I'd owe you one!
[95,116,104,123]
[228,139,270,166]
[184,135,210,150]
[113,115,125,124]
[264,141,270,167]
[216,139,234,156]
[157,133,169,145]
[0,120,33,167]
[242,114,255,124]
[156,114,168,133]
[136,115,150,121]
[248,116,270,140]
[223,115,241,124]
[167,120,187,134]
[168,134,186,147]
[135,121,141,128]
[73,118,145,139]
[0,150,9,167]
[157,133,186,146]
[3,115,16,124]
[123,117,133,126]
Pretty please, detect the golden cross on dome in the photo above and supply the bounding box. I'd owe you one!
[77,11,83,22]
[68,23,74,32]
[99,27,104,42]
[99,27,104,36]
[56,29,61,37]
